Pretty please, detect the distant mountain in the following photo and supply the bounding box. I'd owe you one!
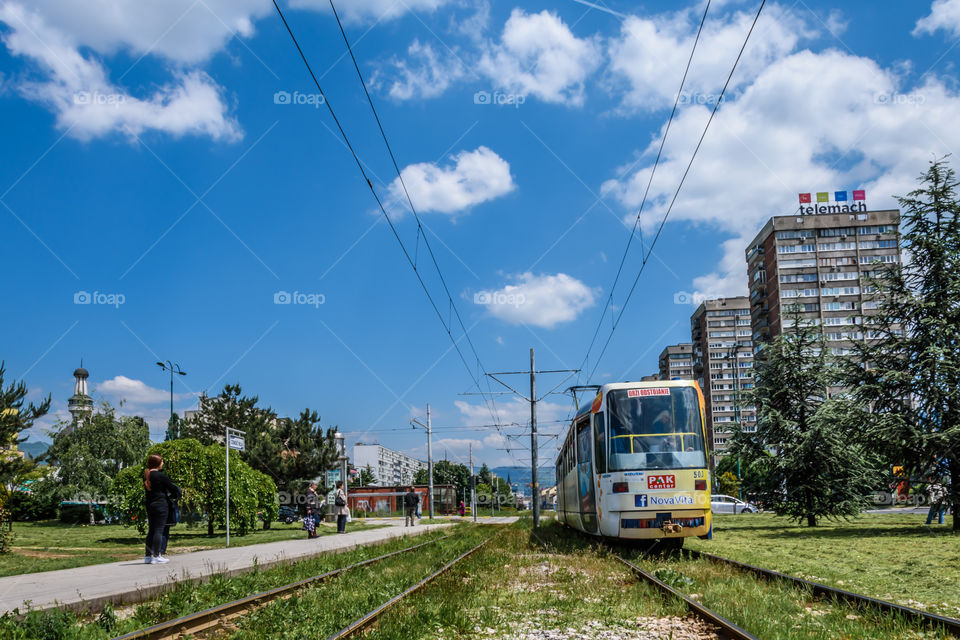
[19,441,50,460]
[490,465,556,494]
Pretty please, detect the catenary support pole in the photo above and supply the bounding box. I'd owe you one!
[427,403,434,519]
[531,348,539,528]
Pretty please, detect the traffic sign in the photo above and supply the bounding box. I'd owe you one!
[228,435,245,451]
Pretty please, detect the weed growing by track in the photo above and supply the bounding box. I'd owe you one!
[356,520,719,640]
[623,546,954,640]
[221,525,493,639]
[0,527,452,640]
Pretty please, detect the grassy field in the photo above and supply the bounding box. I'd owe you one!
[0,519,385,577]
[687,512,960,617]
[0,527,457,639]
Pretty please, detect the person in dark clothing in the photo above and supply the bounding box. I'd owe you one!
[334,480,348,534]
[304,482,320,539]
[144,454,181,564]
[403,487,419,527]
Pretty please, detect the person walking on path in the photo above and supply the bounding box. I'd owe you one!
[305,482,320,538]
[334,481,349,534]
[404,486,419,527]
[143,454,181,565]
[458,500,465,517]
[926,478,948,525]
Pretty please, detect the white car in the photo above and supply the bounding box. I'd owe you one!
[711,494,759,514]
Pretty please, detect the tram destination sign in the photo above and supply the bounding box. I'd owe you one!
[628,388,670,398]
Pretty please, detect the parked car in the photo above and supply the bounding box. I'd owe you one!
[711,494,759,514]
[278,505,299,524]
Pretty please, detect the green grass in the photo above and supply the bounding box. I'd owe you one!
[0,527,458,639]
[0,519,385,577]
[687,512,960,617]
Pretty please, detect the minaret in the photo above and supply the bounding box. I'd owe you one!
[68,364,93,424]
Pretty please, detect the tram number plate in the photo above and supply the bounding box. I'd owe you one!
[647,474,676,490]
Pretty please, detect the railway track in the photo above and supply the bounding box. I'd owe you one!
[683,548,960,637]
[112,536,447,640]
[326,537,490,639]
[614,555,760,640]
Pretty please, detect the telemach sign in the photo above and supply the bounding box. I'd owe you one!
[798,190,867,215]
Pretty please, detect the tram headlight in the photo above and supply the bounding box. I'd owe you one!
[695,479,707,491]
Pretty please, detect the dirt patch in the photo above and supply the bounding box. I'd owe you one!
[15,549,73,559]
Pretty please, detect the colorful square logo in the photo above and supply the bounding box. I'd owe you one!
[853,190,866,201]
[834,191,848,202]
[799,193,811,203]
[817,192,830,203]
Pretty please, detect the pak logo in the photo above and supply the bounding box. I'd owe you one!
[647,474,676,490]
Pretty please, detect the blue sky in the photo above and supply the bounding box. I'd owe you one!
[2,0,960,468]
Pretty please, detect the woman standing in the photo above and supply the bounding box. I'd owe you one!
[144,454,181,564]
[334,480,349,534]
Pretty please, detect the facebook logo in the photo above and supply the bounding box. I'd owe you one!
[635,494,648,508]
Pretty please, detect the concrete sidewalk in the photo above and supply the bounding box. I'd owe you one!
[0,521,450,615]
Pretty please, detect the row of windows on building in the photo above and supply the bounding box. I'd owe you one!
[775,225,896,239]
[778,240,898,254]
[780,254,898,269]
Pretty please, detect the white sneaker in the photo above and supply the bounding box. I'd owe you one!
[153,556,170,564]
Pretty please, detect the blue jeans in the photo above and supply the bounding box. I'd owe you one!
[926,505,946,525]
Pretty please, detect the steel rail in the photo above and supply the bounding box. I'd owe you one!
[614,555,761,640]
[684,548,960,636]
[112,536,446,640]
[326,537,490,640]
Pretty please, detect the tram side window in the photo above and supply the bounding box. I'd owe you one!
[593,412,606,474]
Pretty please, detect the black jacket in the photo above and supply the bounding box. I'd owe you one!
[145,470,182,505]
[403,491,420,508]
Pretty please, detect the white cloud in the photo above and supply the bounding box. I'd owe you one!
[290,0,450,24]
[606,4,810,112]
[387,146,514,215]
[376,39,465,100]
[475,272,597,329]
[478,9,601,106]
[97,375,185,405]
[601,45,960,296]
[914,0,960,37]
[0,3,242,141]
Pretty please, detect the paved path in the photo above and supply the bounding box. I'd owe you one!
[0,521,450,615]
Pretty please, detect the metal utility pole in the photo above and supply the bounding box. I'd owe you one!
[485,348,578,528]
[410,404,434,519]
[530,348,538,528]
[470,443,476,522]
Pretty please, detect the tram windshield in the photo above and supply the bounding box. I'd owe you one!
[607,387,706,471]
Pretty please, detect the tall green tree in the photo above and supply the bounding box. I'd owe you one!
[179,384,275,446]
[413,459,470,499]
[350,465,376,487]
[0,361,51,488]
[845,158,960,530]
[478,463,491,486]
[730,310,876,526]
[245,409,339,496]
[46,404,150,524]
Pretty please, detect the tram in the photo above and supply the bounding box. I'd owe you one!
[555,380,712,546]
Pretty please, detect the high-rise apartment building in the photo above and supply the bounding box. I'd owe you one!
[746,207,901,359]
[353,443,426,486]
[690,297,756,458]
[658,343,694,381]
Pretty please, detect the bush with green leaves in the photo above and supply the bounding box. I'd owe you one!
[111,439,277,536]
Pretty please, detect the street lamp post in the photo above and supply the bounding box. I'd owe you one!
[156,361,187,428]
[410,404,434,520]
